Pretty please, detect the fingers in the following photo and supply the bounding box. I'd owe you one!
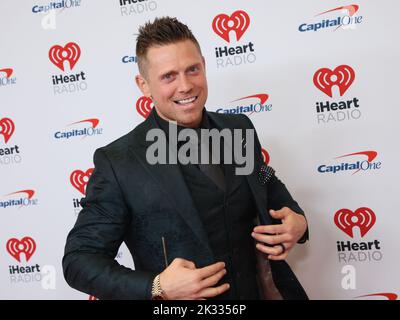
[269,207,290,220]
[193,262,228,299]
[196,283,230,299]
[171,258,196,269]
[255,242,290,260]
[200,268,227,288]
[197,261,226,279]
[253,224,285,235]
[251,231,289,245]
[164,260,227,300]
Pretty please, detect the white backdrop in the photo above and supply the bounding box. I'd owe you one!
[1,0,399,300]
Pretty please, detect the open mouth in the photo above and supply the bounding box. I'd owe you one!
[174,96,198,105]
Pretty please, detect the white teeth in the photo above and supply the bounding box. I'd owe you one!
[176,97,196,104]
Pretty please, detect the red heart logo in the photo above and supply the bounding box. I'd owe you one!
[136,96,153,119]
[261,148,270,165]
[313,65,355,97]
[0,117,15,144]
[212,10,250,43]
[70,168,94,195]
[49,42,81,71]
[0,68,13,78]
[6,237,36,262]
[334,207,376,238]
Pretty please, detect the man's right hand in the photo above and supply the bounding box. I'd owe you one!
[158,258,230,300]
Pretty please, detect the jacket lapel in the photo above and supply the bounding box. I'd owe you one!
[207,112,273,226]
[246,170,273,225]
[128,110,212,253]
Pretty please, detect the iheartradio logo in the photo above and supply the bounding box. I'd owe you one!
[261,148,270,165]
[212,10,250,43]
[49,42,81,71]
[334,207,376,238]
[0,117,15,144]
[136,96,153,119]
[6,237,36,262]
[0,68,13,78]
[70,168,94,195]
[313,65,355,97]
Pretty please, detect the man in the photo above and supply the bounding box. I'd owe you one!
[63,17,309,300]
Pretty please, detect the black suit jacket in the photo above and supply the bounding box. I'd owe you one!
[62,109,308,300]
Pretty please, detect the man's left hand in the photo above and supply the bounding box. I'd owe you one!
[251,207,307,260]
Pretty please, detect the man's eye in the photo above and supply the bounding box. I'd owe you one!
[189,66,199,73]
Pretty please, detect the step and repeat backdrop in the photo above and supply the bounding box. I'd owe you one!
[1,0,399,300]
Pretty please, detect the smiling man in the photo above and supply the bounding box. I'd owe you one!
[63,17,309,300]
[135,38,207,128]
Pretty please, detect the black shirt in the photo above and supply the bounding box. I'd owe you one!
[153,109,260,299]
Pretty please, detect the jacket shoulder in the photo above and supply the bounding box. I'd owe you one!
[207,111,254,129]
[95,119,149,159]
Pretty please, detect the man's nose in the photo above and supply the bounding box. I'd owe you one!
[177,75,193,93]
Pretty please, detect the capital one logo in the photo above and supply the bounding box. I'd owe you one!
[69,118,99,128]
[0,118,15,143]
[0,190,37,210]
[318,150,381,175]
[356,293,398,300]
[212,10,250,43]
[317,4,359,19]
[313,65,355,97]
[7,189,35,200]
[299,4,363,32]
[6,237,36,262]
[234,94,268,105]
[70,168,93,195]
[136,96,153,119]
[54,118,103,141]
[216,93,271,115]
[49,42,81,71]
[334,207,376,238]
[233,94,270,116]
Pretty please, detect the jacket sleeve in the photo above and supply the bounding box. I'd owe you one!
[62,148,156,299]
[239,114,309,244]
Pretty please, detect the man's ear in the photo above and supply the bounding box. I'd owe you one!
[135,74,151,97]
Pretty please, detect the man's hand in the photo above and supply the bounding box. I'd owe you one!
[251,207,307,261]
[159,258,230,300]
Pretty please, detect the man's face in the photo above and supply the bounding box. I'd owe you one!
[136,40,208,128]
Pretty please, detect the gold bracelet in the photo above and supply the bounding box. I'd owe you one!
[151,274,165,300]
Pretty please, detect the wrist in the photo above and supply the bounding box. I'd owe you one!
[151,274,165,300]
[297,214,308,243]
